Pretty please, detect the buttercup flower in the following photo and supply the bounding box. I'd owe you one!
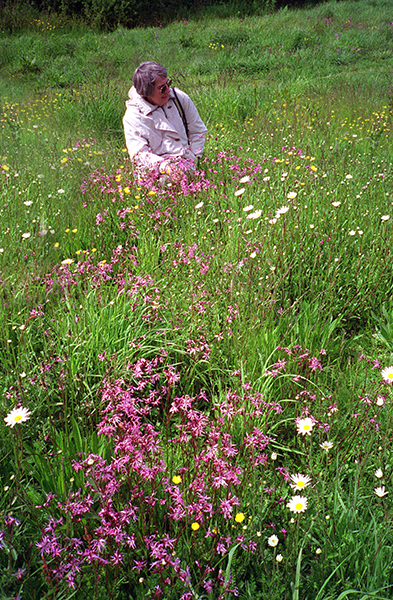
[191,522,200,531]
[381,366,393,382]
[290,473,311,491]
[235,512,245,523]
[4,406,31,428]
[172,475,181,485]
[287,496,308,513]
[267,534,279,547]
[374,486,388,498]
[296,418,314,436]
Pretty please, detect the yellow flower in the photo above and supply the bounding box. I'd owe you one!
[54,243,59,248]
[2,164,10,171]
[72,228,77,233]
[191,522,200,531]
[235,512,245,523]
[172,475,181,485]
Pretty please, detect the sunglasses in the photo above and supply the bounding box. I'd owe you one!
[157,79,172,93]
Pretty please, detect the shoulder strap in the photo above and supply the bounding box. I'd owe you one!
[171,87,190,145]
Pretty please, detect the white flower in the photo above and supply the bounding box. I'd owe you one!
[315,548,322,555]
[276,205,290,215]
[381,215,390,222]
[243,205,254,212]
[348,230,356,236]
[287,495,308,513]
[276,553,283,562]
[239,176,250,184]
[57,188,65,194]
[296,418,314,436]
[250,252,257,259]
[269,218,278,225]
[381,366,393,382]
[234,188,245,196]
[4,406,31,428]
[21,232,31,239]
[345,174,353,179]
[247,210,262,220]
[24,201,33,206]
[332,201,341,207]
[271,452,278,461]
[375,468,383,479]
[374,486,388,498]
[61,258,74,265]
[195,202,204,209]
[290,473,311,491]
[287,191,297,200]
[267,534,279,547]
[320,441,333,452]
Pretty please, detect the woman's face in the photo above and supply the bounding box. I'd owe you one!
[147,76,171,106]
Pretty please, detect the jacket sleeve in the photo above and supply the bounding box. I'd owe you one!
[123,112,166,170]
[178,91,207,158]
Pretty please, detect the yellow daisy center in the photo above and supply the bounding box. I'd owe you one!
[388,373,393,379]
[14,415,23,422]
[303,425,310,430]
[295,503,303,510]
[297,481,305,487]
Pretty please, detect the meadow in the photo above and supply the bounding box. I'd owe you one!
[1,0,393,598]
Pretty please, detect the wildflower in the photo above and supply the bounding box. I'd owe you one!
[287,191,297,200]
[290,474,311,491]
[243,205,254,212]
[172,475,182,485]
[381,366,393,382]
[271,452,278,460]
[57,188,65,194]
[54,243,59,248]
[21,233,31,239]
[4,406,31,428]
[239,175,250,183]
[376,396,384,407]
[375,468,383,479]
[320,441,333,452]
[24,201,33,206]
[315,548,322,555]
[276,554,283,562]
[374,486,388,498]
[235,513,245,523]
[348,230,356,236]
[381,215,390,222]
[247,210,262,220]
[287,496,308,513]
[234,188,245,196]
[332,201,341,207]
[195,202,204,209]
[276,205,290,215]
[2,164,10,171]
[296,418,314,436]
[61,258,74,265]
[345,174,353,179]
[267,534,279,547]
[191,522,200,531]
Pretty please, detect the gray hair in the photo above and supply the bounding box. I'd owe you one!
[133,61,168,97]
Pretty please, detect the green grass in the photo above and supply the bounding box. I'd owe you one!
[1,0,393,598]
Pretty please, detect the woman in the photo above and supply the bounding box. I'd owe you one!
[123,62,207,179]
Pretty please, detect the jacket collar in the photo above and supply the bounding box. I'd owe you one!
[127,86,174,116]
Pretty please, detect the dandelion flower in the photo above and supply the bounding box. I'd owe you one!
[172,475,182,485]
[374,486,388,498]
[267,534,279,547]
[381,366,393,382]
[235,512,245,523]
[276,554,283,562]
[191,522,200,531]
[375,468,383,479]
[234,188,245,196]
[296,418,314,436]
[287,496,308,513]
[4,406,31,428]
[290,473,311,491]
[320,441,333,452]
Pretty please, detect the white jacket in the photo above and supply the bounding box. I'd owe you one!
[123,86,207,171]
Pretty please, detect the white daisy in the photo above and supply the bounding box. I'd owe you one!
[289,473,311,491]
[4,406,31,428]
[374,486,388,497]
[296,418,314,436]
[381,366,393,382]
[267,534,279,547]
[287,496,308,513]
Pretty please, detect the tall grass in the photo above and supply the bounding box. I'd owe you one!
[1,1,393,598]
